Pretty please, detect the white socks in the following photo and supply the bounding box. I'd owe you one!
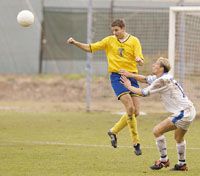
[156,135,168,162]
[176,140,186,165]
[156,136,186,165]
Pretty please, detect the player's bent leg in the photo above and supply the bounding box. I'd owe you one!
[151,117,176,170]
[153,118,176,137]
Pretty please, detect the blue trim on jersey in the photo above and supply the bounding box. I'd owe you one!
[110,72,139,99]
[172,110,184,124]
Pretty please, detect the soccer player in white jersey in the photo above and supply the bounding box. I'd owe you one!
[119,57,196,171]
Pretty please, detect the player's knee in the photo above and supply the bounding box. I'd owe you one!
[126,105,135,116]
[152,126,160,137]
[135,108,140,117]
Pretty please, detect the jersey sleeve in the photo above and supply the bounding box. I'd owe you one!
[141,78,168,96]
[90,37,109,52]
[145,75,157,85]
[133,37,144,60]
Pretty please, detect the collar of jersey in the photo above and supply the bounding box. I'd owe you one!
[117,34,131,43]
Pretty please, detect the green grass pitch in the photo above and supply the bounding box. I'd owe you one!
[0,111,200,176]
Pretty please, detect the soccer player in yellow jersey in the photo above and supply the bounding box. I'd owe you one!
[67,19,144,155]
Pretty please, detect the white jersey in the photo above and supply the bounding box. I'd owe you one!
[141,73,195,121]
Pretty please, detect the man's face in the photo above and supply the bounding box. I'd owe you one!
[111,26,125,39]
[152,61,163,75]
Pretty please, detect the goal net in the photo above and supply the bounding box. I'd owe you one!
[168,6,200,112]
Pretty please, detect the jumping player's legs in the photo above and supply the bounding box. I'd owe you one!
[119,94,141,155]
[110,93,139,142]
[108,73,141,155]
[119,94,140,145]
[109,72,140,137]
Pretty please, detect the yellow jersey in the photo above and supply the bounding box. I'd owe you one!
[90,34,144,73]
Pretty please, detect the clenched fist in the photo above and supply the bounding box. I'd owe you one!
[67,37,76,44]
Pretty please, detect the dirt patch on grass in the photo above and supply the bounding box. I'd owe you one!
[0,74,198,114]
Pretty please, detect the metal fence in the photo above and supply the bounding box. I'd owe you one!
[40,0,200,112]
[1,0,200,112]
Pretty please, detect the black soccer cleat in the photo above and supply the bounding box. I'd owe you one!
[170,164,188,171]
[107,131,117,148]
[150,159,170,170]
[133,143,142,156]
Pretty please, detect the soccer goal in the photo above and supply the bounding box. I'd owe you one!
[168,6,200,111]
[168,6,200,77]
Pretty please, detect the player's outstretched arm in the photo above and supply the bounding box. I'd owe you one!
[67,37,91,52]
[119,69,147,83]
[120,75,143,95]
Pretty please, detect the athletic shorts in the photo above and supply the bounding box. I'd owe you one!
[110,72,139,99]
[169,106,196,130]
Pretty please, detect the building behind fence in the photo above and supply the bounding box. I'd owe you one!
[0,0,200,112]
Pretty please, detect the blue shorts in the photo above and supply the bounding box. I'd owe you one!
[110,72,139,99]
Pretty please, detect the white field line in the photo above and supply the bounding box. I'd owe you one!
[0,140,200,150]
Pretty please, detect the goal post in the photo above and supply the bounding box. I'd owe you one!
[168,6,200,77]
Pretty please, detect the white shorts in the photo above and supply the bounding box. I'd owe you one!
[169,106,196,130]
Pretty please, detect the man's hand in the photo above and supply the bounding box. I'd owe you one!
[135,57,144,66]
[120,75,143,95]
[120,75,132,89]
[66,37,90,52]
[119,69,133,78]
[67,37,76,44]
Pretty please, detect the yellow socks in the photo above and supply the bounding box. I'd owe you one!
[111,114,127,134]
[126,114,140,144]
[110,114,140,145]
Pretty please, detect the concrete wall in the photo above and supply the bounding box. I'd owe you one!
[0,0,42,73]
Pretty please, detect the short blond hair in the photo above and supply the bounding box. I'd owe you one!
[157,57,171,73]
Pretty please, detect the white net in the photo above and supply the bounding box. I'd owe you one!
[174,10,200,112]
